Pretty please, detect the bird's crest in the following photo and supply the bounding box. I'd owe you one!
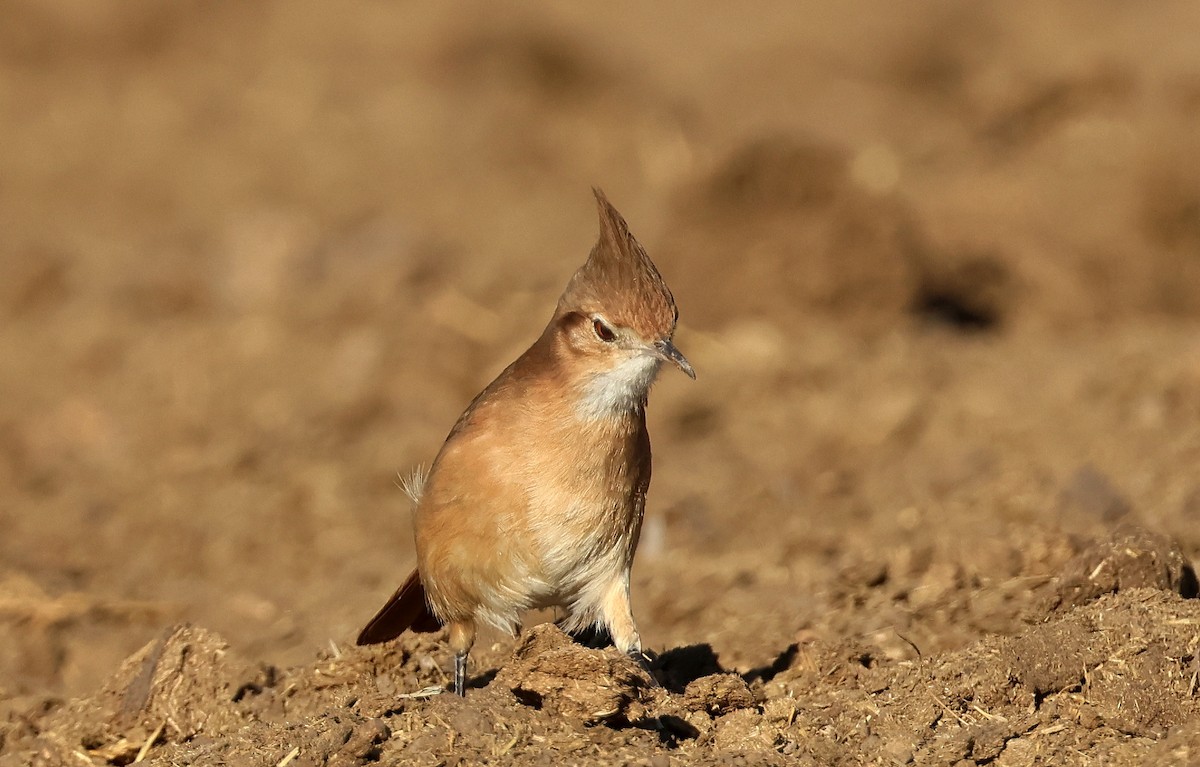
[557,189,678,340]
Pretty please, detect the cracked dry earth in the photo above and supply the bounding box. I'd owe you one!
[5,1,1200,766]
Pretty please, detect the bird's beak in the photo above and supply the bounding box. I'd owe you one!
[654,339,696,379]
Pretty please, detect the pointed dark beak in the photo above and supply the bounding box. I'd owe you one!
[655,339,696,379]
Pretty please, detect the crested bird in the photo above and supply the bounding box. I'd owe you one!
[356,189,694,696]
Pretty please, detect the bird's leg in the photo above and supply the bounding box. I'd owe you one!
[453,652,467,697]
[447,619,476,697]
[599,577,660,684]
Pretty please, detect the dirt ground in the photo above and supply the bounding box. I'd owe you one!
[3,1,1200,765]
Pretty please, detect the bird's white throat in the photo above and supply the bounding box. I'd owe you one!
[575,353,661,419]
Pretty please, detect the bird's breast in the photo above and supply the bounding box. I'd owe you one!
[512,410,650,596]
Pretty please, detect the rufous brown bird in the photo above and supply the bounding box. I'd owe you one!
[357,189,694,696]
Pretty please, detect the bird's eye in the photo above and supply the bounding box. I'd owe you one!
[592,318,617,342]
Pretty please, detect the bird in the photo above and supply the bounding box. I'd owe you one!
[356,189,694,696]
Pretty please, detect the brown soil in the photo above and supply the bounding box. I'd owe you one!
[4,2,1200,765]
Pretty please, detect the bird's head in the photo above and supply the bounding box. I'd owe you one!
[552,190,694,417]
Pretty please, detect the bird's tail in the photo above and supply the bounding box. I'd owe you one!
[356,569,441,645]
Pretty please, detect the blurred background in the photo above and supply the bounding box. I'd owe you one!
[2,0,1200,710]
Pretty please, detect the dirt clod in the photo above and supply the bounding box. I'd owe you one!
[1054,526,1198,610]
[682,674,758,716]
[493,624,656,722]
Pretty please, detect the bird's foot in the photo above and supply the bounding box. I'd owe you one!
[627,648,662,687]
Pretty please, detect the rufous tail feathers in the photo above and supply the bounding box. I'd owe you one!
[356,569,441,645]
